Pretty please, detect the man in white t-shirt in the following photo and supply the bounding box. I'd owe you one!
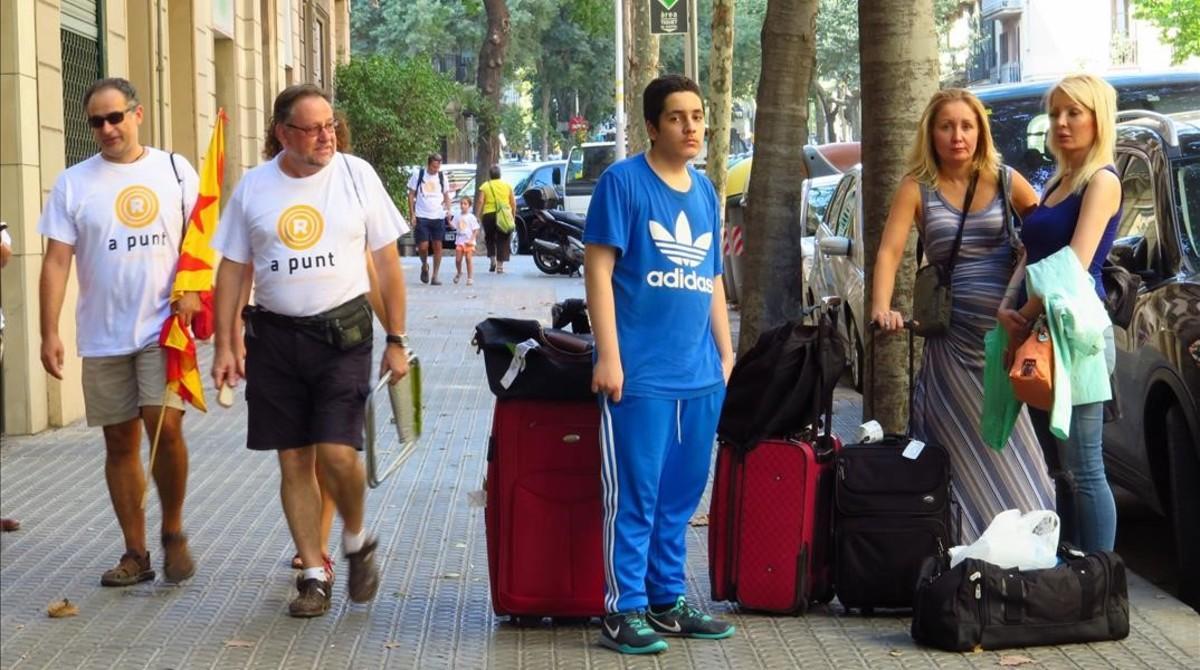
[406,153,452,285]
[211,84,411,619]
[38,77,201,587]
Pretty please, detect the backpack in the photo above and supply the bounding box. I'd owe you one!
[417,168,447,194]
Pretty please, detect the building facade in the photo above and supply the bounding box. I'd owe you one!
[0,0,351,435]
[968,0,1200,85]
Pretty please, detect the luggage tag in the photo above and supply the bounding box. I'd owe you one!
[902,439,926,460]
[499,338,540,389]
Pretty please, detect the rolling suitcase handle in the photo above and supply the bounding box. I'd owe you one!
[868,319,917,437]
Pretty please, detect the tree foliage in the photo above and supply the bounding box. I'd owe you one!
[1134,0,1200,64]
[334,55,460,215]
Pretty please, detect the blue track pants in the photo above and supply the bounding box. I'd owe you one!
[600,388,724,613]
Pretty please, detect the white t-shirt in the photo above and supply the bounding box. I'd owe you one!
[452,212,480,246]
[213,153,408,317]
[406,169,449,220]
[38,149,199,357]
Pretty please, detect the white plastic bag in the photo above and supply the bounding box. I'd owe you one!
[948,509,1060,571]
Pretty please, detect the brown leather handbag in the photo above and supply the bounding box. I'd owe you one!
[1009,315,1054,411]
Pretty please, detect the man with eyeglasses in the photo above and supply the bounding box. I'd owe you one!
[38,77,200,587]
[211,83,411,618]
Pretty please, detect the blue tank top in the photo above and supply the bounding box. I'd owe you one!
[1021,166,1121,300]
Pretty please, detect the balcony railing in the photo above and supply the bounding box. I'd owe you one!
[998,61,1021,83]
[981,0,1025,20]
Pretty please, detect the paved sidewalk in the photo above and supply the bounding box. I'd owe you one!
[1,256,1197,669]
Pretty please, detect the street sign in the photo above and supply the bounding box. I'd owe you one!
[651,0,689,35]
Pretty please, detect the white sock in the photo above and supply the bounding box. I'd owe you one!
[343,528,367,554]
[302,567,327,583]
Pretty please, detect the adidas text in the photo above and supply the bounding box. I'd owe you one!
[646,268,714,293]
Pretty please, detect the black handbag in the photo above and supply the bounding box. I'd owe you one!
[912,173,977,338]
[472,317,595,401]
[912,545,1130,651]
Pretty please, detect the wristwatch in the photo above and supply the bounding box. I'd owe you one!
[385,333,410,349]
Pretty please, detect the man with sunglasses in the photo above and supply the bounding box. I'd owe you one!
[38,77,201,587]
[211,84,410,618]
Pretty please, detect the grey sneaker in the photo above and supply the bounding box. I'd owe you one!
[647,597,735,639]
[345,535,380,603]
[289,578,332,618]
[598,612,669,655]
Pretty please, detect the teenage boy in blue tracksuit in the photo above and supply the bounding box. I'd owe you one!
[584,74,736,655]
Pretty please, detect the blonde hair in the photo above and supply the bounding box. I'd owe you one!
[1044,74,1117,195]
[905,88,1001,187]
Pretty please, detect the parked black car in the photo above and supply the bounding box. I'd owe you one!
[975,71,1200,191]
[1105,110,1200,609]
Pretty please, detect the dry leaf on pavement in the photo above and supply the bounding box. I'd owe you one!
[385,642,402,649]
[998,654,1036,666]
[224,640,255,648]
[46,599,79,618]
[689,514,709,527]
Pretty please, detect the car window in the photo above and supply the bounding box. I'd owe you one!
[805,182,839,236]
[822,178,852,233]
[1175,158,1200,263]
[835,181,858,238]
[1114,155,1160,275]
[983,80,1200,193]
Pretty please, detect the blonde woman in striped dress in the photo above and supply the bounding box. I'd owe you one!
[870,89,1054,542]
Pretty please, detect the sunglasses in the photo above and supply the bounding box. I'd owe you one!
[87,106,136,129]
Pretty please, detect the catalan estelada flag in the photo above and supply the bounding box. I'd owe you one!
[159,109,226,412]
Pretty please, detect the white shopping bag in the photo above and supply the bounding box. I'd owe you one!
[948,509,1060,571]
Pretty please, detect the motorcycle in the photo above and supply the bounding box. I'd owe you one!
[524,185,585,276]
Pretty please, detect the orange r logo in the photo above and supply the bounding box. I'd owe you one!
[114,186,160,228]
[277,205,325,250]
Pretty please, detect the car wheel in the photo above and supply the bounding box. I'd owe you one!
[1166,404,1200,609]
[509,225,521,258]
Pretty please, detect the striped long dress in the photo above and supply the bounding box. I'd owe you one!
[911,176,1054,543]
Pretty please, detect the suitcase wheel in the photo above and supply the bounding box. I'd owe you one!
[509,616,545,627]
[551,616,592,626]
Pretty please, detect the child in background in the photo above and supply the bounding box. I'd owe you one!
[452,196,480,285]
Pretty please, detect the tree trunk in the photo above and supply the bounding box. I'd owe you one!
[625,0,659,155]
[475,0,511,188]
[859,0,938,432]
[540,85,551,159]
[739,0,819,356]
[706,0,735,224]
[813,82,838,143]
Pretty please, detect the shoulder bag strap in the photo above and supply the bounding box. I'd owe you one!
[168,152,189,254]
[998,165,1020,247]
[945,172,979,277]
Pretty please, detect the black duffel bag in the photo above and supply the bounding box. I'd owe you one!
[912,545,1130,652]
[473,318,595,401]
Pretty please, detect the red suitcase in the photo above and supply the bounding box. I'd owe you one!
[485,399,605,620]
[708,433,840,614]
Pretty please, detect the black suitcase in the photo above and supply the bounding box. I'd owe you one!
[834,324,955,611]
[912,545,1130,651]
[472,318,595,401]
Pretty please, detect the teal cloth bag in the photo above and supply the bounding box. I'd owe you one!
[982,325,1023,452]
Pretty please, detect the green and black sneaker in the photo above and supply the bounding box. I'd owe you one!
[647,597,736,639]
[598,612,669,655]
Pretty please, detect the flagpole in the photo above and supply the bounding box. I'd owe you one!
[142,382,174,509]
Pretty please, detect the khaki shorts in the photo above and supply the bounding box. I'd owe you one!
[82,344,185,427]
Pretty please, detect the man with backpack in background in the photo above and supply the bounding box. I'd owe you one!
[407,153,452,285]
[38,77,200,587]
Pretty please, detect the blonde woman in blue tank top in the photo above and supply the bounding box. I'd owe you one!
[997,74,1123,553]
[870,89,1053,542]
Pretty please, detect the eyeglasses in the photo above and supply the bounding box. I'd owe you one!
[285,119,339,138]
[87,106,136,129]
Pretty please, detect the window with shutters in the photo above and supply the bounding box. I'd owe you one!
[60,0,103,167]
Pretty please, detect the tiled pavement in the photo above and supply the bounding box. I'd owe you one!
[1,256,1198,669]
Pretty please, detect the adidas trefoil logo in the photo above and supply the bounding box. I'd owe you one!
[646,211,714,293]
[649,212,712,268]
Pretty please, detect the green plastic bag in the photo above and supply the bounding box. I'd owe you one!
[982,325,1023,451]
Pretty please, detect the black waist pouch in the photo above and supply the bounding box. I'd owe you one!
[912,545,1130,651]
[246,294,373,351]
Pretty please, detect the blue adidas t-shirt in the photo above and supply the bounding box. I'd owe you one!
[583,153,724,399]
